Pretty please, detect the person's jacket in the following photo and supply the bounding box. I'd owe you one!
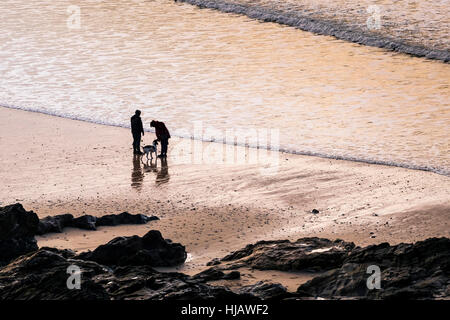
[131,115,144,135]
[153,121,171,140]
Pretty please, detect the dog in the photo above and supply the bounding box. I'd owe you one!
[142,139,158,160]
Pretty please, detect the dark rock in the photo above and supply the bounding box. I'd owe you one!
[0,237,38,266]
[104,265,254,300]
[311,209,319,214]
[69,215,97,230]
[193,268,240,282]
[0,248,258,300]
[77,230,187,267]
[0,203,39,240]
[96,212,159,227]
[223,271,241,280]
[220,237,355,272]
[221,240,288,261]
[192,268,226,282]
[296,237,450,299]
[238,281,290,300]
[36,211,159,235]
[39,246,77,259]
[0,249,112,299]
[37,214,74,235]
[0,203,39,265]
[206,258,221,266]
[220,236,450,299]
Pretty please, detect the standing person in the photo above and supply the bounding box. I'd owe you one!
[131,110,144,155]
[150,120,171,158]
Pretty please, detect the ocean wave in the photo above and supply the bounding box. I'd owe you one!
[178,0,450,62]
[2,103,448,177]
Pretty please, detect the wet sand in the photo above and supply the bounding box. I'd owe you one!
[1,106,449,290]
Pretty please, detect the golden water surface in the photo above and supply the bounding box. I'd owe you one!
[0,0,449,174]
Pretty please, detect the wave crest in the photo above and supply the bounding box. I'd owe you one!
[179,0,449,62]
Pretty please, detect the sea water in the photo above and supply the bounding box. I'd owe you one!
[0,0,449,175]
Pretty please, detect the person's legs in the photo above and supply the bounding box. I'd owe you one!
[133,133,141,154]
[161,138,168,156]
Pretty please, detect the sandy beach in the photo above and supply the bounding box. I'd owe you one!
[1,106,449,291]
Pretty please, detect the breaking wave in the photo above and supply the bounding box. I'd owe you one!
[179,0,450,62]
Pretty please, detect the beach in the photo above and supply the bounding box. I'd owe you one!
[0,0,449,306]
[1,106,449,290]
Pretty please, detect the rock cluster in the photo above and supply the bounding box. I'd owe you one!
[296,237,450,299]
[37,214,74,235]
[1,203,449,300]
[0,247,283,300]
[210,237,450,299]
[217,237,355,272]
[76,230,187,267]
[37,211,159,235]
[0,203,289,300]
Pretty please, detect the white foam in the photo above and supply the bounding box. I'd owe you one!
[2,103,448,177]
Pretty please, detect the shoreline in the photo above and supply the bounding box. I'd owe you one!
[1,106,449,285]
[2,103,448,177]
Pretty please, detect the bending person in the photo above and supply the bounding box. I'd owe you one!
[150,120,171,158]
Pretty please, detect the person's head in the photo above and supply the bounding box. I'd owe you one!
[150,120,156,127]
[135,110,141,116]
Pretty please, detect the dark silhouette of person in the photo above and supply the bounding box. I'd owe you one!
[150,120,171,158]
[131,110,144,155]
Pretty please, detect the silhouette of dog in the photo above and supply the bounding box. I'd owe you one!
[142,139,158,160]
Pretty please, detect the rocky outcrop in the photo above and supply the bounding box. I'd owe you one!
[0,249,110,299]
[2,204,448,300]
[69,215,98,231]
[37,212,159,235]
[37,214,74,235]
[0,248,276,300]
[192,268,241,282]
[0,203,39,239]
[0,204,39,265]
[217,237,355,272]
[76,230,187,267]
[1,202,161,266]
[238,282,289,300]
[96,212,159,227]
[211,237,450,299]
[296,237,450,299]
[106,265,248,300]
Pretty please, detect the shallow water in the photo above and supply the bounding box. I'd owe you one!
[180,0,450,57]
[0,0,449,174]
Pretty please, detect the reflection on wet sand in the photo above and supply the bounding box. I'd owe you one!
[156,158,170,186]
[131,154,144,191]
[132,156,170,189]
[143,158,158,173]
